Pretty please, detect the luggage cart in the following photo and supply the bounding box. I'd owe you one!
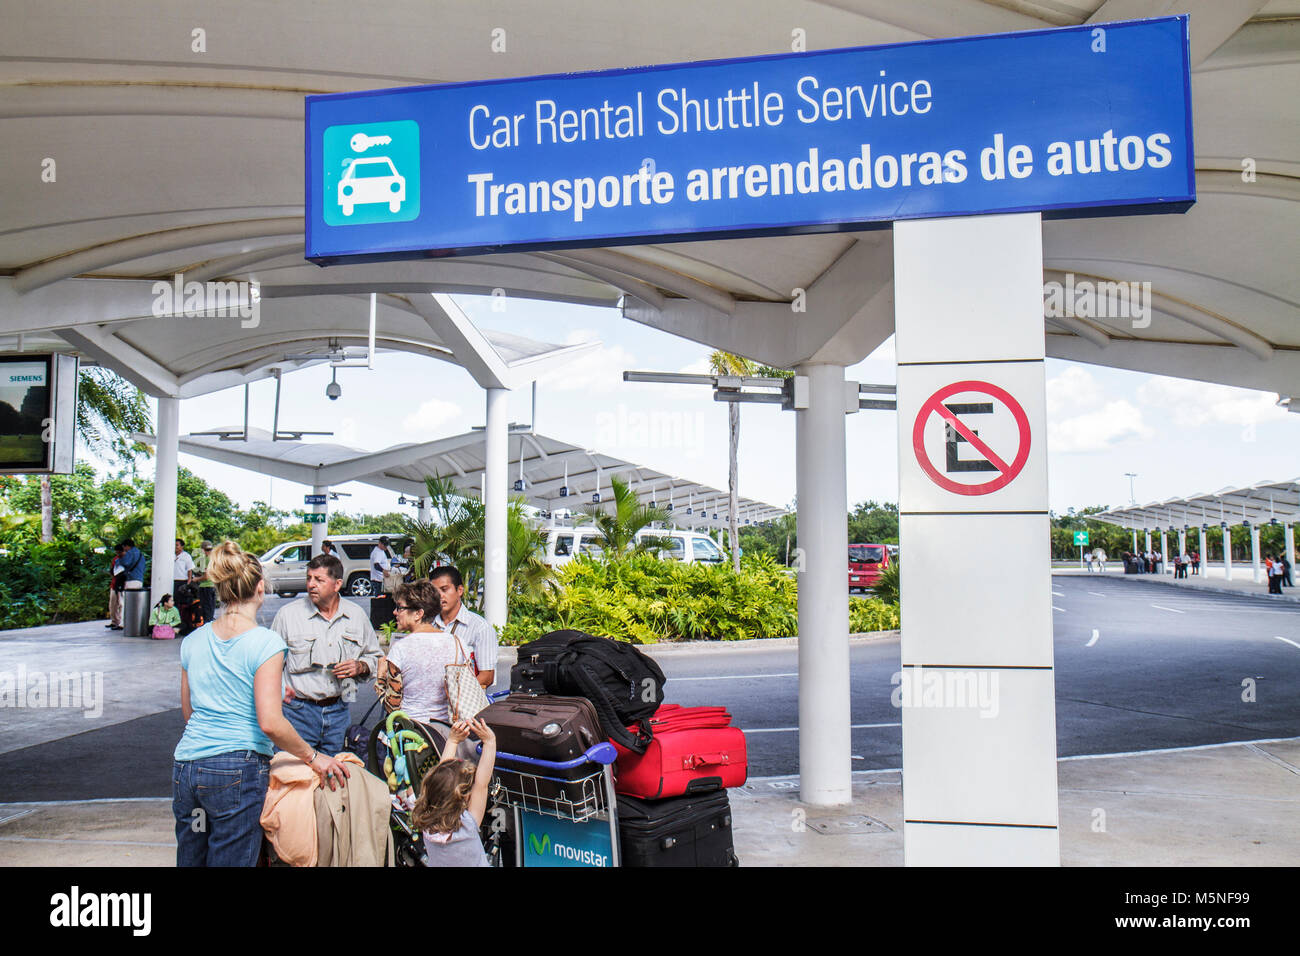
[485,741,622,868]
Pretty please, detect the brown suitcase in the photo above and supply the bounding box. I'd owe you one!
[480,694,607,815]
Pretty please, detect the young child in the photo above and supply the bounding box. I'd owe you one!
[149,593,181,640]
[411,716,496,867]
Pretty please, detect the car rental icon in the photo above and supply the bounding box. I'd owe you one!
[338,156,406,216]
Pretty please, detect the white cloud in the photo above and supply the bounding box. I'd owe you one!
[535,330,638,393]
[1136,376,1288,428]
[1048,399,1152,453]
[1046,366,1104,417]
[678,356,712,375]
[402,399,461,434]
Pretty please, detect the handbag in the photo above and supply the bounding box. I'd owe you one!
[344,696,383,759]
[445,633,489,722]
[150,624,176,640]
[382,569,405,595]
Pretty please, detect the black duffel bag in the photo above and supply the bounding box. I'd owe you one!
[515,629,666,754]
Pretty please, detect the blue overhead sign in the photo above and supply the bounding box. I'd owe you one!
[305,17,1193,263]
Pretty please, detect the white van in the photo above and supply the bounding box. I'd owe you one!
[260,532,411,598]
[541,526,725,568]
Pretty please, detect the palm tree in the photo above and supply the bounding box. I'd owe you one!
[39,367,152,542]
[583,474,670,559]
[709,351,756,571]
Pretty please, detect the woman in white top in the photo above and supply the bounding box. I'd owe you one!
[378,579,458,724]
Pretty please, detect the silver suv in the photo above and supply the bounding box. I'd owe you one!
[260,533,410,598]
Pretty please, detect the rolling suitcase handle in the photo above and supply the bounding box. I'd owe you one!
[478,740,618,770]
[682,752,730,770]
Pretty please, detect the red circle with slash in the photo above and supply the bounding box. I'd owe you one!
[912,380,1031,496]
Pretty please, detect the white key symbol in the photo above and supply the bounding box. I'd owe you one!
[350,132,393,153]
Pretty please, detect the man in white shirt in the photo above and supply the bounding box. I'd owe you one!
[370,537,393,585]
[431,566,498,689]
[172,538,195,598]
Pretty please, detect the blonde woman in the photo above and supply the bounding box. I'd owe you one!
[172,541,351,867]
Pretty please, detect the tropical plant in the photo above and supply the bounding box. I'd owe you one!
[870,561,901,605]
[708,350,757,571]
[583,474,670,559]
[849,596,900,633]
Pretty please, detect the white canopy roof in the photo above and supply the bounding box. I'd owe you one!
[1093,477,1300,528]
[1,0,1296,400]
[176,427,789,527]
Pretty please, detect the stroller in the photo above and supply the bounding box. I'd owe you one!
[363,708,510,867]
[174,582,205,635]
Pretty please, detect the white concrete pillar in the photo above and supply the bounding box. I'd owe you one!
[1144,529,1152,557]
[1178,528,1186,560]
[483,387,508,630]
[1287,524,1296,583]
[150,396,180,603]
[1131,529,1138,553]
[418,498,431,525]
[311,485,329,556]
[894,212,1057,865]
[1198,526,1207,574]
[794,362,852,807]
[1223,526,1233,580]
[1159,531,1168,574]
[1251,525,1262,583]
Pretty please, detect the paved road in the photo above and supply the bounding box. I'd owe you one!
[1,577,1296,798]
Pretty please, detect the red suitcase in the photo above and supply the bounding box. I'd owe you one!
[613,704,747,799]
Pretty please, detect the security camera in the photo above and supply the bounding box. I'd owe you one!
[326,380,342,400]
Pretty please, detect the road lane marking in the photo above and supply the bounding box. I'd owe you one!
[743,722,901,734]
[1052,606,1065,612]
[1150,604,1184,613]
[1086,629,1100,647]
[1052,590,1064,596]
[1275,636,1300,650]
[672,672,798,682]
[1087,591,1107,598]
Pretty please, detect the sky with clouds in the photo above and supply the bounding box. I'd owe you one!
[166,294,1298,522]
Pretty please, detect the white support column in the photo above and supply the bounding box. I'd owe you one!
[1198,526,1207,574]
[1131,529,1138,553]
[150,396,180,603]
[1251,525,1262,583]
[483,387,508,631]
[795,362,852,807]
[311,485,329,556]
[1287,524,1296,583]
[894,213,1057,865]
[1159,531,1168,574]
[418,498,431,525]
[1144,529,1152,557]
[1223,526,1234,580]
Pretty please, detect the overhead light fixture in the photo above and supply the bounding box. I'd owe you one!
[326,367,342,401]
[513,479,526,492]
[398,495,407,505]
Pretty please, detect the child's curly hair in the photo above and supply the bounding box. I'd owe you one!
[412,759,476,834]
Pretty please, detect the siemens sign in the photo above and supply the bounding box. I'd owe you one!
[305,17,1193,263]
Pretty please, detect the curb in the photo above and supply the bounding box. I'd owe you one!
[1055,569,1300,605]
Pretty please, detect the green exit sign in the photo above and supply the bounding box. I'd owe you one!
[303,513,328,524]
[1073,531,1090,546]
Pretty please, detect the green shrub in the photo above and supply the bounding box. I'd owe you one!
[499,552,799,645]
[0,541,110,629]
[849,597,900,633]
[870,562,900,605]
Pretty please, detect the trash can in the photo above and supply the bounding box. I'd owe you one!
[123,588,151,637]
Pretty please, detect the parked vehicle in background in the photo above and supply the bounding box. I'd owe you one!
[260,532,411,598]
[541,526,725,569]
[848,542,891,592]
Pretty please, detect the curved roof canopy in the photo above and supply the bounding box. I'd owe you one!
[175,427,790,527]
[1094,477,1300,528]
[0,0,1296,397]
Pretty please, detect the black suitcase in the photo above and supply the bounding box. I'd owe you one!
[616,790,739,867]
[481,694,607,814]
[509,660,547,694]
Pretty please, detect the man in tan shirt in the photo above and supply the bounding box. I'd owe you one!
[271,554,381,756]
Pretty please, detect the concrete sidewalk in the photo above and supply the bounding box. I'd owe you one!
[1055,565,1300,604]
[2,736,1296,866]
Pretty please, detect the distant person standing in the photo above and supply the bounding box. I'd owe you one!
[1191,550,1201,575]
[173,538,195,598]
[119,538,146,592]
[1093,547,1107,573]
[107,543,126,630]
[1177,552,1190,579]
[1282,551,1292,588]
[320,539,336,557]
[1267,556,1282,595]
[369,536,396,631]
[192,541,217,625]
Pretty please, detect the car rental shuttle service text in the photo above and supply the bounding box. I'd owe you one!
[305,17,1193,262]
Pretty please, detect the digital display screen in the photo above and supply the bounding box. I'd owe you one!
[0,356,52,470]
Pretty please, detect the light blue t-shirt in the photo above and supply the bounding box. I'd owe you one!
[174,624,287,761]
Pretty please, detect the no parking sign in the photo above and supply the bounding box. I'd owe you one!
[911,380,1032,497]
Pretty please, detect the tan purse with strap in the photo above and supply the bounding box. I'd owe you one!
[444,629,489,722]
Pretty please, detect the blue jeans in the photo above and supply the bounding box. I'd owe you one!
[173,751,270,867]
[282,697,351,755]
